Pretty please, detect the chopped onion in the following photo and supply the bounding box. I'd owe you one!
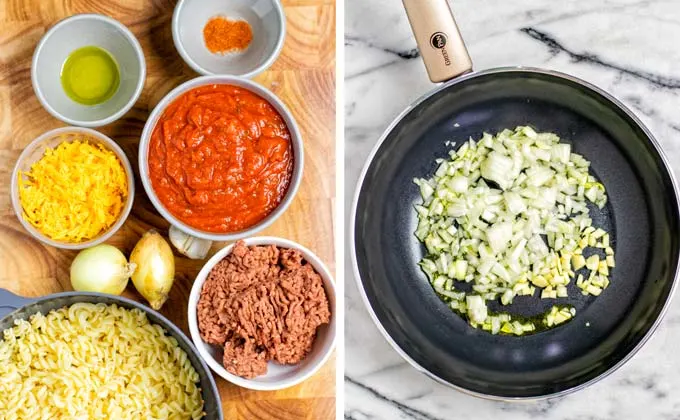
[466,295,488,324]
[486,222,512,254]
[414,126,615,335]
[480,151,516,190]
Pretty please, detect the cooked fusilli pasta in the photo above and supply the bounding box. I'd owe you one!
[0,303,205,419]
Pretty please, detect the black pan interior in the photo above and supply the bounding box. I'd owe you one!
[0,292,223,419]
[354,70,680,398]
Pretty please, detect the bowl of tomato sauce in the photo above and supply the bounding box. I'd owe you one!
[139,75,302,243]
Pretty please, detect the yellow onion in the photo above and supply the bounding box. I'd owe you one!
[130,230,175,309]
[70,244,136,295]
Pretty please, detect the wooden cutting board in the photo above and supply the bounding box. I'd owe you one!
[0,0,336,419]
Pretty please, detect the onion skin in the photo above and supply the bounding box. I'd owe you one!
[130,230,175,310]
[70,244,134,295]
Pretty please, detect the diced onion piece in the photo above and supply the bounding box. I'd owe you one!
[606,255,615,267]
[415,179,434,200]
[481,151,515,190]
[466,295,488,324]
[448,176,469,193]
[572,254,586,270]
[451,260,468,280]
[551,143,571,164]
[504,191,527,215]
[586,255,600,270]
[486,222,513,254]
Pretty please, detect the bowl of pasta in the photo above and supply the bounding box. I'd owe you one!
[0,288,223,419]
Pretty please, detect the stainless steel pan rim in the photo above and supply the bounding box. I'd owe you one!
[350,66,680,401]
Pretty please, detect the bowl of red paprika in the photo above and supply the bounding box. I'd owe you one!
[172,0,285,78]
[139,75,303,249]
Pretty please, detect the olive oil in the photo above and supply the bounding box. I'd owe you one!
[60,46,120,106]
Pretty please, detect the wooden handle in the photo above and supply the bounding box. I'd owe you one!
[402,0,473,83]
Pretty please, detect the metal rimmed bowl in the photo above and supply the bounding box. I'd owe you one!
[139,75,303,247]
[0,289,223,419]
[10,126,134,250]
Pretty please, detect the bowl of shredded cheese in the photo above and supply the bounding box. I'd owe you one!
[11,127,134,249]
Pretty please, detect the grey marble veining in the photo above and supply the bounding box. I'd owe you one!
[345,1,680,419]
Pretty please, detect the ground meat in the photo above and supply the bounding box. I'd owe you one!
[197,241,331,378]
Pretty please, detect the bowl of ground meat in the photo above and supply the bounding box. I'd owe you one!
[187,237,336,390]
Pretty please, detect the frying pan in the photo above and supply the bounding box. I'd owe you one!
[0,289,224,419]
[351,0,680,399]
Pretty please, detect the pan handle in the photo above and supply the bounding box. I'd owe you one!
[402,0,473,83]
[0,289,35,319]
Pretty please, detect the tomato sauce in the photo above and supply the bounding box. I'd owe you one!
[148,84,293,233]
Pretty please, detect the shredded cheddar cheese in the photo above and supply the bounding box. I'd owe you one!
[18,139,128,243]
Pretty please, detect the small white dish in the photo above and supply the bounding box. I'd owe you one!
[172,0,286,78]
[187,237,336,391]
[31,14,146,127]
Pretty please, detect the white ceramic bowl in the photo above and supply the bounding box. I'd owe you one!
[187,237,336,390]
[172,0,285,77]
[10,127,135,250]
[31,14,146,127]
[138,75,303,242]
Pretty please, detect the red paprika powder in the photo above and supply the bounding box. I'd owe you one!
[203,17,253,54]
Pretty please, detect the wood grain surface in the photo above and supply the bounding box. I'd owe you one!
[0,0,336,419]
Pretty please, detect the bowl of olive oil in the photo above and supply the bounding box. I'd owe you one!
[61,46,121,106]
[32,14,146,127]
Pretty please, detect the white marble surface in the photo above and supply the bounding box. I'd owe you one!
[344,1,680,419]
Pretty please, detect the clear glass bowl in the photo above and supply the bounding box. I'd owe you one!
[10,127,135,250]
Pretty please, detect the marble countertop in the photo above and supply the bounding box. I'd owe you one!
[344,1,680,419]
